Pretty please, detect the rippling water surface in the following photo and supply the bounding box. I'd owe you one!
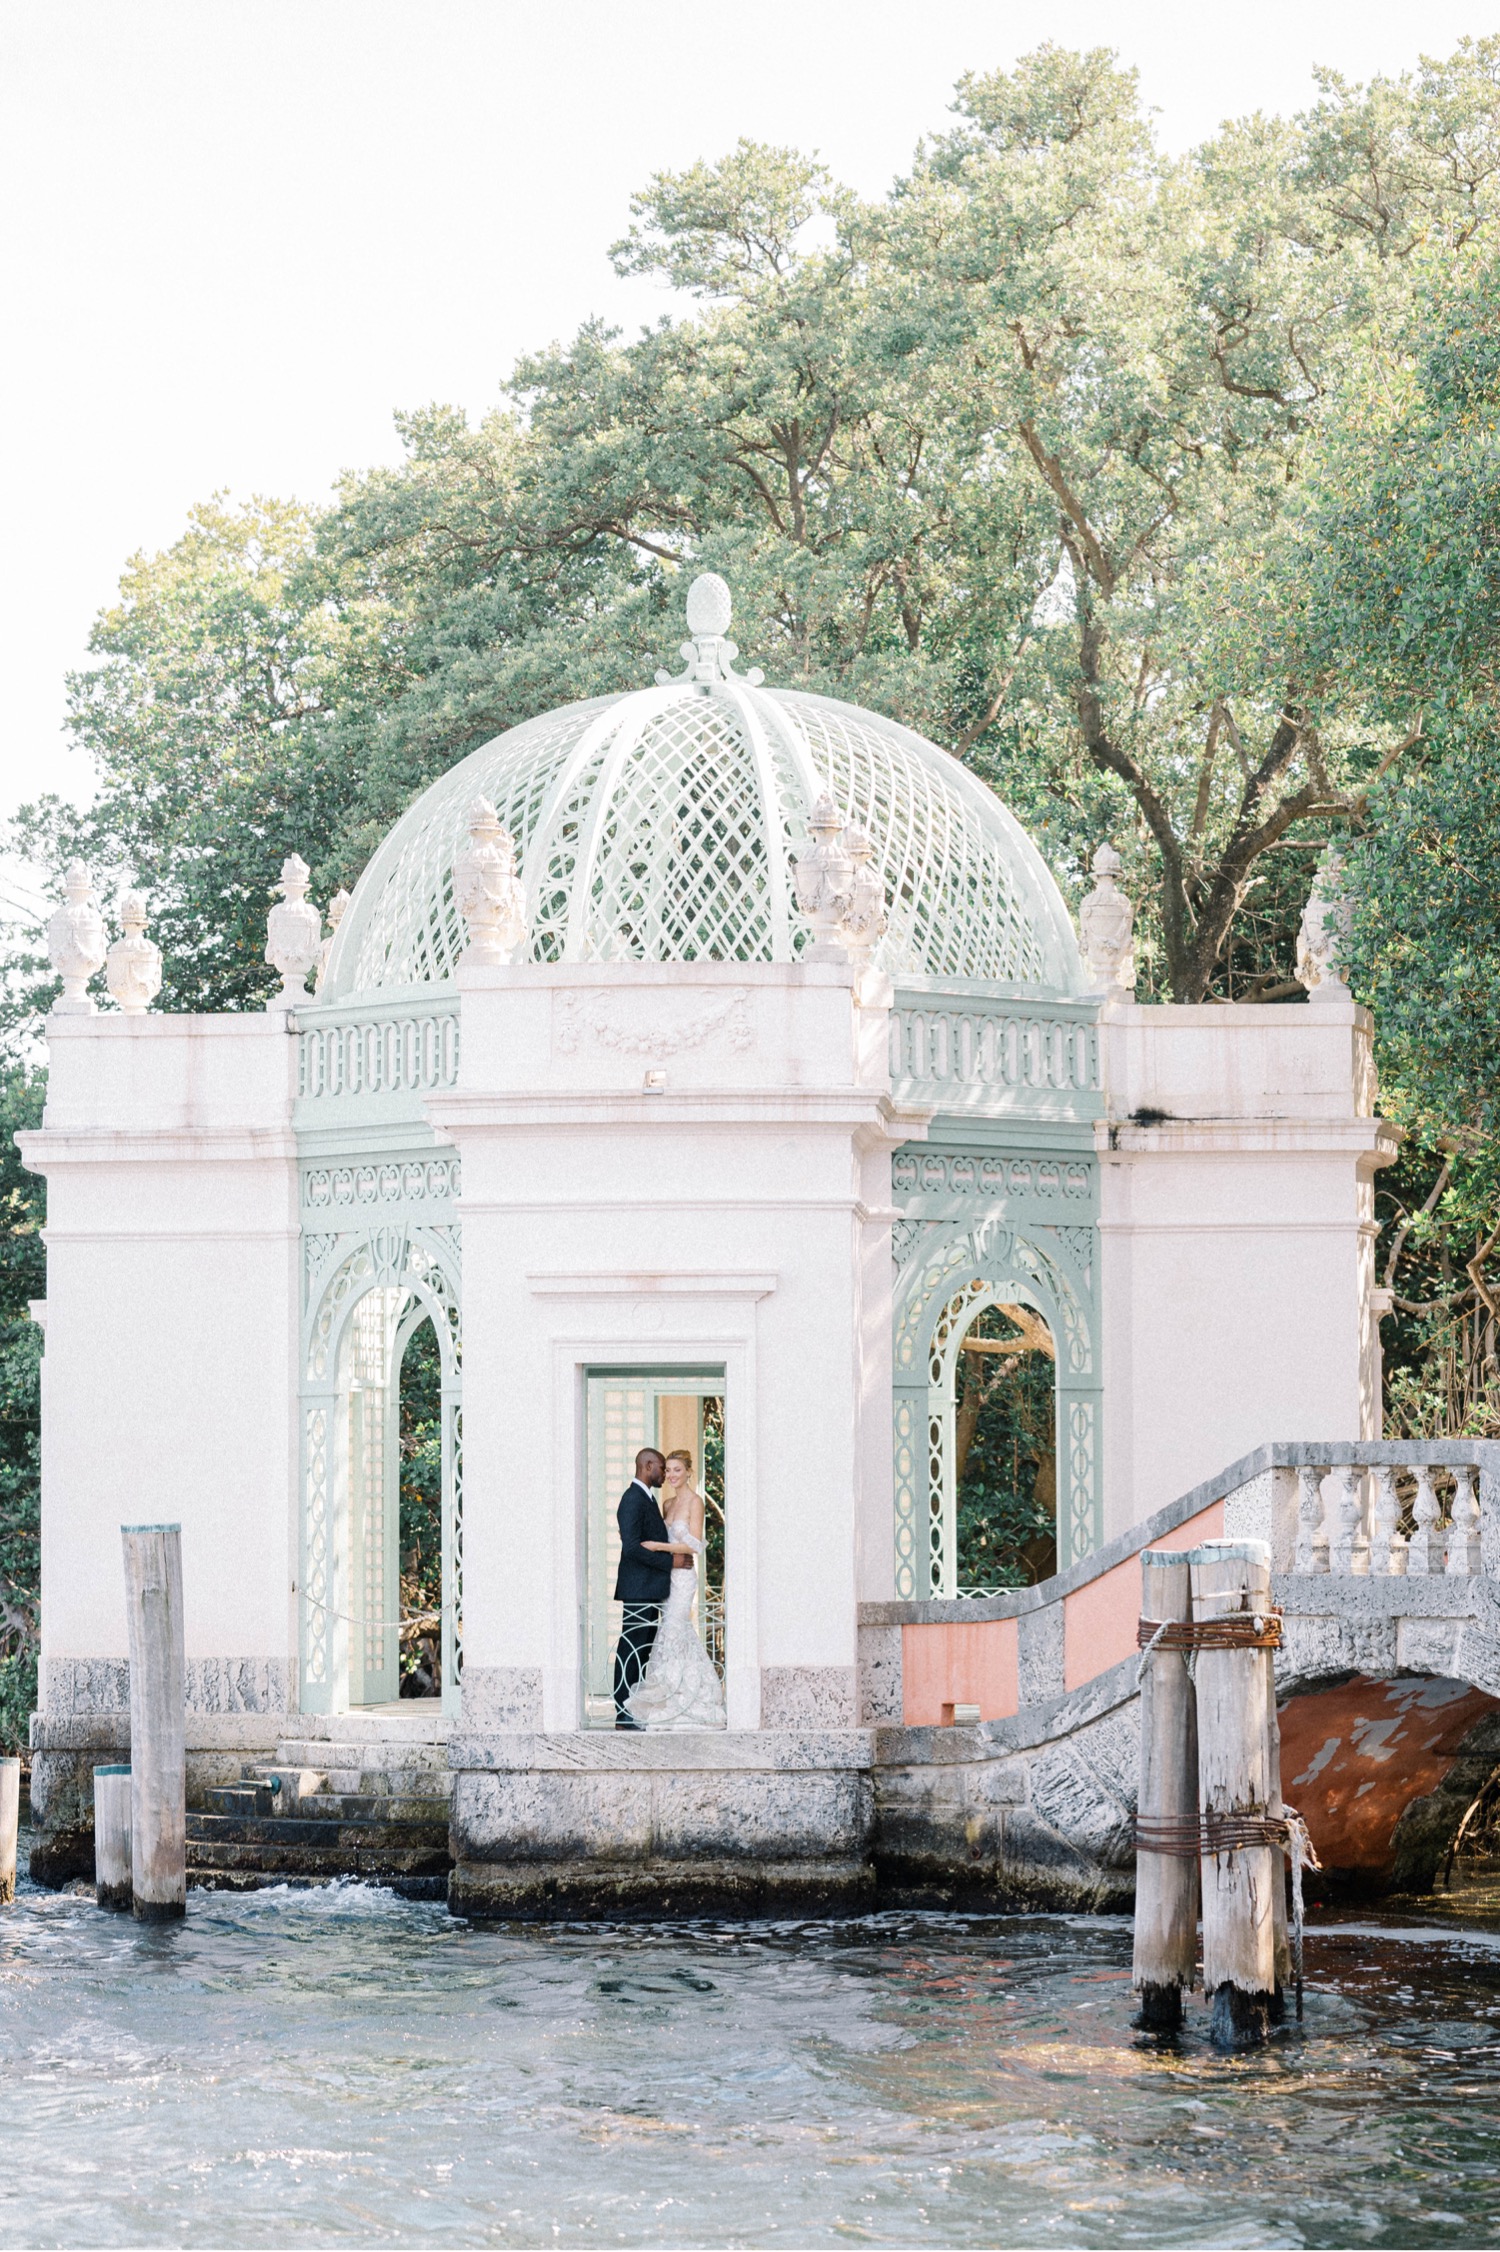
[4,1852,1500,2249]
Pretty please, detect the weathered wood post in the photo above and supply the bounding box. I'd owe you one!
[1189,1538,1279,2048]
[93,1764,133,1912]
[0,1754,19,1904]
[1264,1674,1291,2018]
[1132,1548,1198,2029]
[122,1524,186,1922]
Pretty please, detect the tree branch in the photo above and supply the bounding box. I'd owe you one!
[1384,1157,1451,1291]
[1468,1220,1500,1327]
[1018,421,1116,595]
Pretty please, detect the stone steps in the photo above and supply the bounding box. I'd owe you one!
[182,1724,455,1890]
[268,1738,452,1800]
[205,1784,450,1825]
[190,1812,449,1852]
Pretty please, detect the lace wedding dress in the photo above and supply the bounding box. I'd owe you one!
[625,1524,726,1730]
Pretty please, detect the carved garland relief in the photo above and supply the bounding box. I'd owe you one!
[553,987,754,1062]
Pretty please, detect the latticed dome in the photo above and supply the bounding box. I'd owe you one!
[322,576,1082,999]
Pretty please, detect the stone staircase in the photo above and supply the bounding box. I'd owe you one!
[187,1708,453,1896]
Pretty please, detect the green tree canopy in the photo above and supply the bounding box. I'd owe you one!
[19,37,1500,1015]
[1293,243,1500,1402]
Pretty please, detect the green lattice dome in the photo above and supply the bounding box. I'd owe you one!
[322,576,1083,999]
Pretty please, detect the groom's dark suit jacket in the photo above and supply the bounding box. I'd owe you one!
[614,1481,675,1604]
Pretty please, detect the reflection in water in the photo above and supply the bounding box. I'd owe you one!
[2,1855,1500,2248]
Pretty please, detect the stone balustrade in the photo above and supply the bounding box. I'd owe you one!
[1221,1442,1500,1583]
[888,984,1102,1118]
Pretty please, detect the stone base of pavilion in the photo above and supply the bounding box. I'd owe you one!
[446,1719,1144,1920]
[448,1729,878,1920]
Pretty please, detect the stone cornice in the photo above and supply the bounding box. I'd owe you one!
[1096,1117,1400,1157]
[425,1087,910,1133]
[17,1126,299,1168]
[448,1728,876,1770]
[526,1268,777,1299]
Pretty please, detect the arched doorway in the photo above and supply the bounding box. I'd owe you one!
[300,1228,461,1715]
[892,1213,1099,1598]
[395,1309,443,1699]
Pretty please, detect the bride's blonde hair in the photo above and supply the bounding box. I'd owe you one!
[665,1448,694,1473]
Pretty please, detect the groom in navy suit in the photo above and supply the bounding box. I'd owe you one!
[613,1446,673,1728]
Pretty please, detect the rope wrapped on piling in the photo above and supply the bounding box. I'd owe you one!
[1135,1612,1283,1652]
[1132,1802,1323,2011]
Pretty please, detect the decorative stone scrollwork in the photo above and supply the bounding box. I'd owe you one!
[47,861,107,1016]
[890,1149,1091,1202]
[303,1155,461,1213]
[265,854,322,1008]
[315,888,351,993]
[1296,847,1352,1003]
[105,890,162,1016]
[554,988,752,1061]
[1078,843,1135,1000]
[454,798,526,968]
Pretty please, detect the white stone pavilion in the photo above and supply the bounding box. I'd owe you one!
[22,574,1395,1911]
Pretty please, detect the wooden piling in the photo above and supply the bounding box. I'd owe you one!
[1189,1538,1278,2048]
[1132,1549,1198,2030]
[122,1524,186,1922]
[0,1754,18,1905]
[93,1764,132,1912]
[1265,1678,1292,2018]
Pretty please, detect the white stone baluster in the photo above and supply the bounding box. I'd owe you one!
[265,854,322,1008]
[46,861,107,1015]
[793,793,855,961]
[1369,1465,1407,1577]
[454,799,525,967]
[1407,1463,1445,1575]
[1328,1464,1369,1575]
[1446,1465,1482,1576]
[1293,1464,1330,1573]
[105,890,162,1016]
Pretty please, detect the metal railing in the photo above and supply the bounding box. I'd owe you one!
[297,1002,460,1105]
[889,987,1101,1111]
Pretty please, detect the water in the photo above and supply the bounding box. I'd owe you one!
[5,1855,1500,2248]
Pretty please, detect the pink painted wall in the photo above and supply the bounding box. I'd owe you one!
[1062,1501,1224,1690]
[896,1500,1230,1723]
[902,1617,1019,1725]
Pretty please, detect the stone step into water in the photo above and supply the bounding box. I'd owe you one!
[204,1786,450,1826]
[189,1813,450,1852]
[187,1836,449,1885]
[271,1743,452,1792]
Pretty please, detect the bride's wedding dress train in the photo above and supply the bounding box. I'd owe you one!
[626,1524,726,1730]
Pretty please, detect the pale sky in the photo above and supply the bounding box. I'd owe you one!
[3,0,1498,837]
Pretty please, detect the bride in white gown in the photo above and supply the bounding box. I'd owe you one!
[626,1449,726,1730]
